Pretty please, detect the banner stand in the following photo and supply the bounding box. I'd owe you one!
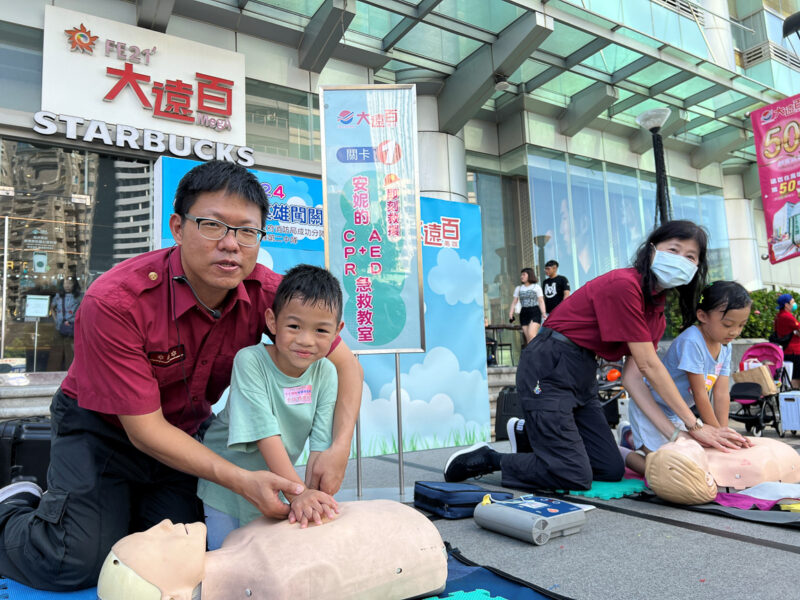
[336,354,415,502]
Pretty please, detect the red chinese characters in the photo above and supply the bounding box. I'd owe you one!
[352,175,370,226]
[152,79,194,122]
[422,217,461,248]
[104,65,235,126]
[104,62,152,108]
[196,73,233,117]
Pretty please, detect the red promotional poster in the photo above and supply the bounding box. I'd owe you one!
[751,96,800,264]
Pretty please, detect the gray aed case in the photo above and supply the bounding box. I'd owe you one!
[473,494,587,545]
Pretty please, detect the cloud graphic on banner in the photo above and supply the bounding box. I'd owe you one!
[257,247,274,270]
[359,385,483,451]
[368,346,488,428]
[428,248,482,305]
[374,346,488,428]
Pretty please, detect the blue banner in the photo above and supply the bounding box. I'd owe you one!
[154,156,324,273]
[358,197,489,454]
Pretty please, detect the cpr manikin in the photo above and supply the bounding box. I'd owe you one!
[645,436,800,505]
[97,500,447,600]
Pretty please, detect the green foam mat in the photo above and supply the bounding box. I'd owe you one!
[562,478,648,500]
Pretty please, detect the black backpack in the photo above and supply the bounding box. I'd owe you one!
[769,330,793,349]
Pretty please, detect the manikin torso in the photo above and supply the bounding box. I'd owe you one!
[645,436,800,505]
[98,500,447,600]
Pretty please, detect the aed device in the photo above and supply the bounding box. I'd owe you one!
[473,494,587,546]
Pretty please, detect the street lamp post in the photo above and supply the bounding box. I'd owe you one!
[533,234,551,283]
[636,107,673,227]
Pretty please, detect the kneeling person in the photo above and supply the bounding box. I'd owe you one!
[199,265,344,548]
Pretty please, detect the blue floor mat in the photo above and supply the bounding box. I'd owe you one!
[1,548,573,600]
[429,547,574,600]
[0,579,95,599]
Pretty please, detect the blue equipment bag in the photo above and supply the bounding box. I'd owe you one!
[414,481,513,519]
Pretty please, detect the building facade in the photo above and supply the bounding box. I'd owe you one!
[0,0,798,371]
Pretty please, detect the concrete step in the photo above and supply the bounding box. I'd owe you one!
[0,372,64,419]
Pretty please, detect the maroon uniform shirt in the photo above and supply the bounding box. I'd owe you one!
[775,311,800,355]
[544,267,666,362]
[62,247,286,435]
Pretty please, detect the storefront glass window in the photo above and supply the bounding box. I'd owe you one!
[0,21,43,112]
[0,138,152,373]
[607,164,647,267]
[527,148,572,286]
[699,183,733,280]
[472,172,520,325]
[525,146,733,301]
[245,79,319,161]
[568,156,612,286]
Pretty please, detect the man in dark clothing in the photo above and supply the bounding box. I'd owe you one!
[542,260,570,315]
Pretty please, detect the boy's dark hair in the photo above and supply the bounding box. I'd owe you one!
[174,160,270,225]
[545,260,559,268]
[520,267,537,284]
[697,281,751,318]
[632,220,709,330]
[273,264,343,322]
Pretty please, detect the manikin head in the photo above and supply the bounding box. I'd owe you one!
[97,519,206,600]
[645,437,717,505]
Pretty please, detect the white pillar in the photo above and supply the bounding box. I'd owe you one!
[701,0,736,71]
[416,95,467,203]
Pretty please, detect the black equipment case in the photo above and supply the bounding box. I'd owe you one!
[0,417,52,490]
[414,481,513,519]
[494,385,524,441]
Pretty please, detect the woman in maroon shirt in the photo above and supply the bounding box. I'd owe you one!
[444,220,747,491]
[774,293,800,389]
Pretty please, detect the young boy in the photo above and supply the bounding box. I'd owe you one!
[198,264,345,549]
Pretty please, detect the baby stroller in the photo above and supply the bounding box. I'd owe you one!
[729,342,789,437]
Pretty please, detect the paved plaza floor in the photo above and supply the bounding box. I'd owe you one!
[325,423,800,600]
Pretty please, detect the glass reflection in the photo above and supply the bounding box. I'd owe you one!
[524,147,732,303]
[0,139,151,372]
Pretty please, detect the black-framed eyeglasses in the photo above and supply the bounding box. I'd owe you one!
[184,215,265,247]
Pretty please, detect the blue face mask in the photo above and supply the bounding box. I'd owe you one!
[650,250,698,289]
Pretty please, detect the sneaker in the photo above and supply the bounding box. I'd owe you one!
[506,417,533,454]
[618,421,633,450]
[0,480,42,508]
[443,442,496,482]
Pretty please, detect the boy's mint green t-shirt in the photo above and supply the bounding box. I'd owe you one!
[197,343,337,525]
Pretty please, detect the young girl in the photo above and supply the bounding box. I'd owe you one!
[508,268,547,343]
[624,281,753,474]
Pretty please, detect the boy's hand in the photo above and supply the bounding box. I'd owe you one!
[289,489,339,528]
[307,446,349,495]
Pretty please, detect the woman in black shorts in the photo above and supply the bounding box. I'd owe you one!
[509,267,546,343]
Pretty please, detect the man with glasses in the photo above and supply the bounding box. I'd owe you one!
[0,161,363,591]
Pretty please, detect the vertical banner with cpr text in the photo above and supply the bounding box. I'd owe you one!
[751,97,800,264]
[321,85,424,354]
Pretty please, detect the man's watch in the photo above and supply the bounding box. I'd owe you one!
[687,417,704,432]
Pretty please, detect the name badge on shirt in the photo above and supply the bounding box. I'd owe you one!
[284,385,312,405]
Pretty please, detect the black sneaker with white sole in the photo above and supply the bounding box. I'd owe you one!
[0,480,43,509]
[506,417,533,454]
[443,442,497,482]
